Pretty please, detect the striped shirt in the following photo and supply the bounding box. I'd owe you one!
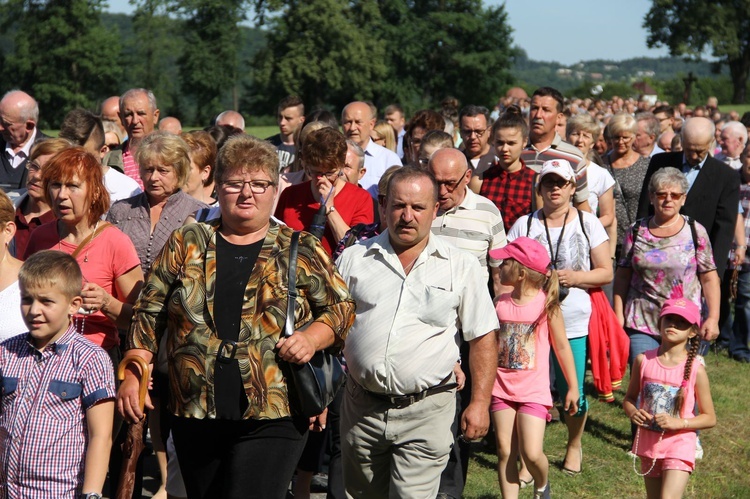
[121,140,144,190]
[431,187,507,282]
[0,324,115,498]
[521,133,589,205]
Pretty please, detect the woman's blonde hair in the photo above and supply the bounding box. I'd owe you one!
[503,258,560,316]
[373,120,396,152]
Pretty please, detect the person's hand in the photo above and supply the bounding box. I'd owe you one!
[734,247,746,266]
[314,175,335,204]
[276,332,316,364]
[453,362,466,391]
[80,282,112,314]
[460,401,490,441]
[116,366,154,423]
[629,408,654,427]
[556,269,579,288]
[564,389,579,415]
[700,317,719,341]
[653,413,685,431]
[309,408,328,432]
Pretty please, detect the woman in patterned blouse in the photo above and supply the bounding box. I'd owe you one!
[117,134,356,499]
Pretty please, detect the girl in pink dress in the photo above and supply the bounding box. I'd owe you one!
[624,298,716,498]
[489,237,579,499]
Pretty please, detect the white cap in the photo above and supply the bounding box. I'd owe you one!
[539,159,576,183]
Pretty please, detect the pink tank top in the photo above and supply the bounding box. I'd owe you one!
[492,290,552,407]
[633,348,700,463]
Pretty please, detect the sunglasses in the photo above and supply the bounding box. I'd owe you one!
[654,191,685,201]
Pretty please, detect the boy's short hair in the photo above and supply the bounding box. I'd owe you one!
[19,250,83,299]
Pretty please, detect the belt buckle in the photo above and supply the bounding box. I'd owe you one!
[390,395,414,409]
[217,339,237,364]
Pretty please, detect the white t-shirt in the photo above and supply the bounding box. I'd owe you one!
[0,281,27,342]
[586,162,615,214]
[508,210,609,338]
[104,168,142,204]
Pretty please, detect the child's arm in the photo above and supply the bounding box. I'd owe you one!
[653,364,717,431]
[548,308,579,415]
[623,354,653,427]
[81,400,115,495]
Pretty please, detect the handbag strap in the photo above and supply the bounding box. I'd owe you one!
[71,221,112,259]
[284,231,300,338]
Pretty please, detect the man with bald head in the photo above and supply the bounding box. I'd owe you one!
[101,95,127,139]
[427,148,506,499]
[159,116,182,135]
[0,90,47,190]
[342,101,401,198]
[638,116,740,284]
[215,110,245,133]
[117,88,160,189]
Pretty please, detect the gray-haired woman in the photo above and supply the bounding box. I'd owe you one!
[613,167,720,365]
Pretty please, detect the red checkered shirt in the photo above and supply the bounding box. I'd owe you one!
[0,324,115,498]
[480,160,536,230]
[122,141,144,190]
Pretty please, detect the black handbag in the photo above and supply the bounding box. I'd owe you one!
[280,231,346,417]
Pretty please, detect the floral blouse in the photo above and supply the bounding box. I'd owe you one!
[618,217,715,337]
[127,219,356,419]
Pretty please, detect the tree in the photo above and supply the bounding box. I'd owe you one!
[125,0,183,117]
[375,0,514,110]
[250,0,388,113]
[644,0,750,103]
[4,0,122,127]
[178,0,245,124]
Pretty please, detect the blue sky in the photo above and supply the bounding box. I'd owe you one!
[105,0,671,66]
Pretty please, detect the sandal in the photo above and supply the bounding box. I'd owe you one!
[562,447,583,476]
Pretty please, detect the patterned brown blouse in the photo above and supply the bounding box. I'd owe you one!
[127,219,356,420]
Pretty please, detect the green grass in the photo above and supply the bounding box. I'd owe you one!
[463,352,750,498]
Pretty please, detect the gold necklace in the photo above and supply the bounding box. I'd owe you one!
[651,216,682,229]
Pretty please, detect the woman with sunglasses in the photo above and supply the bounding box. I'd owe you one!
[614,167,720,366]
[274,127,373,255]
[507,159,612,478]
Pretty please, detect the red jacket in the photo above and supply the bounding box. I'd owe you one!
[587,288,630,402]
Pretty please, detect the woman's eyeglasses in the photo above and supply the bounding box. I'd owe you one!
[221,180,275,194]
[654,191,685,201]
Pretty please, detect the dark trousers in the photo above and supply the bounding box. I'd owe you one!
[326,382,345,499]
[171,416,308,499]
[437,341,472,498]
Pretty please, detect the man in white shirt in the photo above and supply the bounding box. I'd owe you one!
[0,90,47,190]
[336,167,498,499]
[716,121,748,170]
[342,101,401,198]
[385,104,407,159]
[59,109,141,205]
[634,112,665,157]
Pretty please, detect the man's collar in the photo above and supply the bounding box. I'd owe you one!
[5,128,37,157]
[683,153,708,170]
[25,322,77,356]
[366,229,450,260]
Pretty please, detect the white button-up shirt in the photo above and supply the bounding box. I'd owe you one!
[361,139,402,198]
[337,232,499,395]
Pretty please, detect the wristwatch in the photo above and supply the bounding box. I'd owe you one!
[326,206,336,216]
[80,493,102,499]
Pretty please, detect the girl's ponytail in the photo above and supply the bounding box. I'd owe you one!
[543,268,561,317]
[672,332,700,417]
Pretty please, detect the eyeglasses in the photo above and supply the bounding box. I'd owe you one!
[221,179,275,194]
[654,191,685,201]
[436,168,469,192]
[26,161,41,173]
[418,157,430,167]
[308,169,343,181]
[540,177,571,189]
[459,128,488,138]
[614,135,634,142]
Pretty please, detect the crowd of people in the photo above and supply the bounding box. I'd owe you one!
[0,84,745,499]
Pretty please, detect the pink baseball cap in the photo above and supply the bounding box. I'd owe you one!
[660,298,701,326]
[489,237,551,275]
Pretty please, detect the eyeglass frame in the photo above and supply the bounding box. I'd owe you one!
[220,179,276,194]
[435,168,469,192]
[459,128,488,138]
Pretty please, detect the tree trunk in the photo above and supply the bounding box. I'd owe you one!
[729,52,750,104]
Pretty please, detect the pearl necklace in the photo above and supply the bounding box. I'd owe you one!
[651,216,682,229]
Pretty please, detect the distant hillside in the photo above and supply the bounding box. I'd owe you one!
[512,49,718,91]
